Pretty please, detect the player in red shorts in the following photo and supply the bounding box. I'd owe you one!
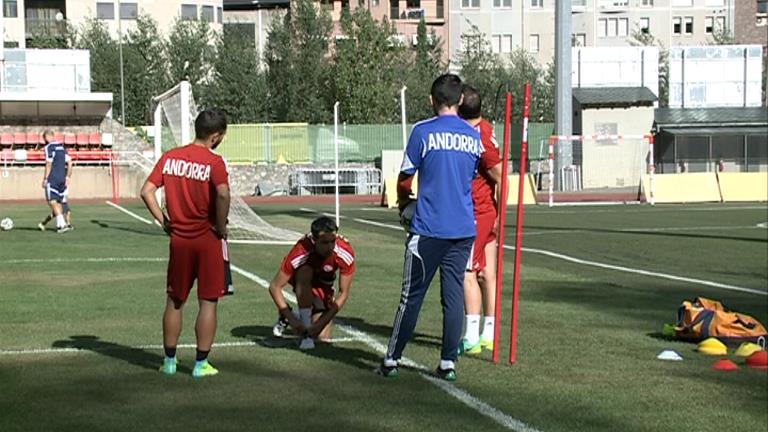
[140,108,231,378]
[268,216,356,350]
[458,85,503,355]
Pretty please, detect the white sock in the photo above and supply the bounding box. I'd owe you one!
[440,359,455,370]
[299,308,312,330]
[383,358,398,367]
[56,215,65,229]
[464,314,480,344]
[482,316,495,341]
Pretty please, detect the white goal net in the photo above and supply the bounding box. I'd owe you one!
[152,81,301,244]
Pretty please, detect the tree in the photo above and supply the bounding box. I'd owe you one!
[708,27,735,45]
[201,25,269,123]
[505,49,552,124]
[629,28,669,107]
[332,8,406,123]
[265,0,333,123]
[26,21,77,49]
[454,22,508,122]
[122,15,168,125]
[406,17,445,122]
[165,18,215,87]
[75,19,122,118]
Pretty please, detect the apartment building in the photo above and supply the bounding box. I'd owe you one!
[1,0,224,49]
[449,0,735,66]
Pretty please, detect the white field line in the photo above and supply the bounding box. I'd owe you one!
[524,204,768,215]
[107,201,541,432]
[7,257,166,264]
[299,208,766,297]
[230,263,539,432]
[525,225,762,236]
[0,338,358,356]
[106,200,154,224]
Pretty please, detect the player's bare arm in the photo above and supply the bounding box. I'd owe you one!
[214,183,230,239]
[268,270,305,333]
[396,172,415,213]
[42,161,51,189]
[140,180,171,234]
[65,159,73,187]
[307,273,353,337]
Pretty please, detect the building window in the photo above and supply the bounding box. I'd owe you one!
[598,18,607,37]
[492,35,501,54]
[217,7,223,23]
[503,35,513,52]
[461,0,480,8]
[529,34,539,53]
[618,18,628,36]
[181,4,198,21]
[574,33,586,46]
[704,0,724,6]
[640,0,653,6]
[372,0,380,5]
[607,18,618,36]
[494,0,512,7]
[3,0,18,18]
[684,16,693,34]
[705,16,714,33]
[201,5,214,22]
[759,0,768,13]
[120,2,138,20]
[531,0,543,8]
[96,2,114,20]
[671,0,692,6]
[639,17,650,33]
[4,40,19,48]
[673,16,682,34]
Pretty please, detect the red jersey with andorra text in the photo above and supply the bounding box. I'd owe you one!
[147,144,229,239]
[280,234,356,288]
[472,119,502,216]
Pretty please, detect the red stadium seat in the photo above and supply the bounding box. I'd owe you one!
[64,133,76,146]
[54,132,64,144]
[26,132,40,145]
[76,132,89,147]
[1,133,13,147]
[13,132,26,145]
[89,132,102,147]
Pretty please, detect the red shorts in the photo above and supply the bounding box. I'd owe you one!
[167,230,226,302]
[469,211,497,272]
[310,285,334,312]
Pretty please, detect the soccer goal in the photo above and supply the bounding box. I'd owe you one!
[152,81,302,244]
[546,134,653,206]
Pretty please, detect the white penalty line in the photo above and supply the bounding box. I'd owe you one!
[299,208,765,297]
[0,338,359,356]
[106,200,154,225]
[229,263,538,432]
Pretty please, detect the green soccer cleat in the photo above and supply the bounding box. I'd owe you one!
[434,366,457,382]
[159,357,177,375]
[192,361,219,379]
[480,338,494,351]
[459,338,482,356]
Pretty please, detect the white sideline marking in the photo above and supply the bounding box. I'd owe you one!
[299,209,765,297]
[7,257,166,264]
[524,205,768,215]
[525,225,761,236]
[106,200,153,225]
[0,339,358,356]
[758,222,768,229]
[230,263,538,432]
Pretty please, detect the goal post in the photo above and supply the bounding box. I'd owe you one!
[151,81,301,244]
[547,134,653,206]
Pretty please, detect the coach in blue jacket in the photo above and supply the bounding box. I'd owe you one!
[377,74,482,382]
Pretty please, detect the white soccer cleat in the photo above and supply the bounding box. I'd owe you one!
[272,316,289,337]
[299,337,315,350]
[38,223,46,231]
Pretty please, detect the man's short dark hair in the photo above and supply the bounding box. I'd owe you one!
[194,108,228,140]
[431,74,463,110]
[311,216,338,238]
[458,84,482,120]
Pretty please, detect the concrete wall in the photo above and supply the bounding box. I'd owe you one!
[0,166,143,200]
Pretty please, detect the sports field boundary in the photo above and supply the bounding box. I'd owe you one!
[298,208,767,297]
[105,201,541,432]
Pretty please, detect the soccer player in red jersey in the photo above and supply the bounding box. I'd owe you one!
[140,108,231,378]
[268,216,356,350]
[458,85,503,355]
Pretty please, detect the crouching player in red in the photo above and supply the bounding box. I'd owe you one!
[140,108,231,378]
[458,85,503,355]
[268,216,355,350]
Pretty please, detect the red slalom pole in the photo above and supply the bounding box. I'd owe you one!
[492,91,512,365]
[509,83,531,364]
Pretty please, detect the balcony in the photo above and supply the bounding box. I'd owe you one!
[598,0,629,13]
[572,0,587,12]
[25,18,68,38]
[392,8,444,23]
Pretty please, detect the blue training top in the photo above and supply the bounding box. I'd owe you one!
[45,142,70,185]
[401,113,482,239]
